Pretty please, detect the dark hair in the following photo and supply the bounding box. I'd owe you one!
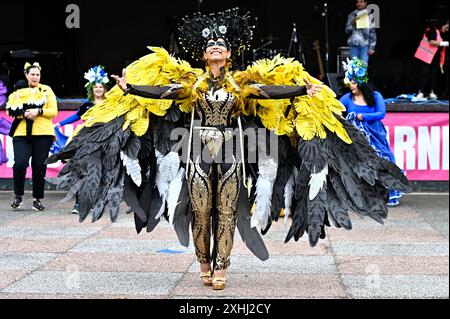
[14,80,28,90]
[439,19,449,28]
[24,63,41,74]
[429,18,449,29]
[355,82,376,107]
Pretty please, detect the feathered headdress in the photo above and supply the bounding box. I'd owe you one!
[84,65,109,100]
[342,57,369,86]
[177,7,255,61]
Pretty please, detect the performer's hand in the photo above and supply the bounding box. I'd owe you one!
[112,69,127,91]
[305,80,322,97]
[368,50,376,56]
[441,65,445,74]
[357,114,364,121]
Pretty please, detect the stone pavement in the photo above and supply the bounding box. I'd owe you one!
[0,192,448,299]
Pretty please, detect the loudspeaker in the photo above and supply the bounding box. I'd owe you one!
[337,46,351,73]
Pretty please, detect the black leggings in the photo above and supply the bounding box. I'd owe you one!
[13,136,54,199]
[418,55,440,93]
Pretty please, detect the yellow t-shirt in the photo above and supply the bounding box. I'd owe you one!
[6,84,58,137]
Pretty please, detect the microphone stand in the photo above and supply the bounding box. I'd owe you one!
[252,40,272,61]
[322,2,330,72]
[288,23,298,59]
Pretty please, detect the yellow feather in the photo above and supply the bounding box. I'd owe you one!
[82,47,202,137]
[234,53,353,144]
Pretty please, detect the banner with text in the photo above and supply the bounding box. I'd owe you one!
[384,113,448,181]
[0,111,83,178]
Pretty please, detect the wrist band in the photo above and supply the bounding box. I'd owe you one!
[123,84,132,96]
[440,41,449,47]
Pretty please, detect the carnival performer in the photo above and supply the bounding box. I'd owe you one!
[53,66,109,214]
[7,62,57,211]
[340,57,403,207]
[48,8,410,291]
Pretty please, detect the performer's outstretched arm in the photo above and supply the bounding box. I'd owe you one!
[123,83,189,100]
[247,81,321,100]
[112,69,190,101]
[247,85,307,100]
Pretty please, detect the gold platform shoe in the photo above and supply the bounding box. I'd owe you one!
[212,276,228,291]
[200,271,213,287]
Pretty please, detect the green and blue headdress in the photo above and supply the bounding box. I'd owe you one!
[342,57,369,86]
[84,65,109,101]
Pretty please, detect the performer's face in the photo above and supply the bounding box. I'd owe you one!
[25,68,41,88]
[356,0,367,10]
[350,81,360,94]
[203,38,231,64]
[441,23,449,33]
[93,83,106,100]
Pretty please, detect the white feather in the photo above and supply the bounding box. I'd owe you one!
[154,151,181,220]
[121,151,142,187]
[252,158,278,230]
[155,174,169,220]
[167,168,186,225]
[284,174,295,226]
[247,176,254,198]
[159,151,180,181]
[309,164,329,201]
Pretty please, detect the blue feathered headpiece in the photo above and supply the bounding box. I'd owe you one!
[342,57,369,85]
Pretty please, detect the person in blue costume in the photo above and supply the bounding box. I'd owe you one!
[340,57,403,207]
[55,65,109,214]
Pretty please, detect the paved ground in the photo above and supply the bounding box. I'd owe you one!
[0,192,448,299]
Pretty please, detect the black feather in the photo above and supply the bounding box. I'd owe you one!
[123,133,141,160]
[236,181,269,261]
[307,186,327,247]
[285,166,310,243]
[271,136,296,221]
[298,138,328,173]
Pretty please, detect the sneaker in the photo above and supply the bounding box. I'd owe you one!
[32,199,45,211]
[412,92,427,102]
[11,196,23,209]
[387,198,400,207]
[429,91,438,100]
[71,203,80,215]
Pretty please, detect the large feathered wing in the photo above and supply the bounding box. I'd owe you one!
[234,55,411,247]
[82,47,202,136]
[46,48,198,230]
[233,55,351,143]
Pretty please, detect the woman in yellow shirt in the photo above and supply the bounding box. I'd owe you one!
[6,62,58,211]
